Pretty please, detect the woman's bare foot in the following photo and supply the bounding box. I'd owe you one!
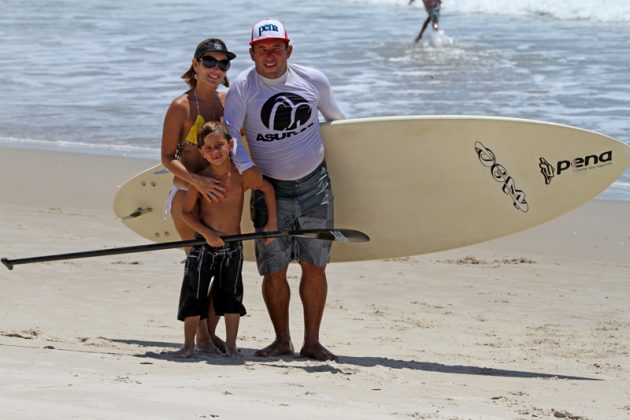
[300,342,337,361]
[254,339,294,357]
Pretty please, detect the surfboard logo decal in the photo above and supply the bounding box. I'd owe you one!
[539,158,555,184]
[539,151,614,184]
[475,142,529,213]
[260,93,312,132]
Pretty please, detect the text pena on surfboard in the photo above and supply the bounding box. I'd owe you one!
[538,150,614,185]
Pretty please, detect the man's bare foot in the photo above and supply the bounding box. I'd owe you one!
[168,346,195,359]
[210,334,226,353]
[195,339,222,355]
[254,339,294,357]
[300,342,337,361]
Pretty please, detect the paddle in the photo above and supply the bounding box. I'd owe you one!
[1,229,369,270]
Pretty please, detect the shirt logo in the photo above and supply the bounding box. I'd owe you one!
[260,93,312,131]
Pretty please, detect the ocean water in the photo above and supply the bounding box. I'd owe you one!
[0,0,628,200]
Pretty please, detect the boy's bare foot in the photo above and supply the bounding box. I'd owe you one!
[254,339,294,357]
[300,342,337,361]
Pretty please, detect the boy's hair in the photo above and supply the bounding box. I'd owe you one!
[197,121,232,148]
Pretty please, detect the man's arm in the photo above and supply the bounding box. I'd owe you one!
[224,78,264,188]
[312,69,347,122]
[224,83,256,174]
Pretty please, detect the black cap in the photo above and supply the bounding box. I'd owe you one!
[194,38,236,60]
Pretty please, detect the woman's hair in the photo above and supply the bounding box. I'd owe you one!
[197,121,232,148]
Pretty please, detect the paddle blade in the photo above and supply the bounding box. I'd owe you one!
[289,229,370,243]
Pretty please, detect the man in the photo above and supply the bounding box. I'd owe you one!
[224,18,346,361]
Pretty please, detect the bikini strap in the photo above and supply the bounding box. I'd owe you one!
[193,89,200,115]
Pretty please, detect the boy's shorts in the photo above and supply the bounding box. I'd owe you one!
[177,240,246,321]
[250,161,334,275]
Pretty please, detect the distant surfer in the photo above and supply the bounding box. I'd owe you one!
[224,19,347,361]
[160,38,236,354]
[410,0,442,43]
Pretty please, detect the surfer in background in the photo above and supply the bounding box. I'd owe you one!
[173,121,277,358]
[224,19,347,361]
[160,38,236,355]
[410,0,442,43]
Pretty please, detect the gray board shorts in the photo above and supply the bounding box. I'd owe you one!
[250,161,334,275]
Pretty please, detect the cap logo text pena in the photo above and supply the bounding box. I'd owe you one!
[259,24,279,36]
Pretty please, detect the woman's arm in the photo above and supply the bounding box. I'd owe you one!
[160,97,226,202]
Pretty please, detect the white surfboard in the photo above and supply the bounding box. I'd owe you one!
[113,116,630,262]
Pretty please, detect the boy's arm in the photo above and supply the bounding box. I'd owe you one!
[258,180,278,232]
[250,180,278,245]
[180,187,225,247]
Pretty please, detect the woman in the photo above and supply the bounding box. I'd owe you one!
[161,38,236,353]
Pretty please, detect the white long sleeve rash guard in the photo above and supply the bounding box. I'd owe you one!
[224,63,346,180]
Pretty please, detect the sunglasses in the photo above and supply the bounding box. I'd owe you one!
[199,56,231,71]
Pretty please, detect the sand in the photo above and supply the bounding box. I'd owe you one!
[1,147,628,419]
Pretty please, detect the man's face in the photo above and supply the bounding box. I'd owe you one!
[249,39,292,79]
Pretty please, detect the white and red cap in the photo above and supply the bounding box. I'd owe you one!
[250,19,290,46]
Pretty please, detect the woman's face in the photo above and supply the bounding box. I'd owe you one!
[193,51,229,88]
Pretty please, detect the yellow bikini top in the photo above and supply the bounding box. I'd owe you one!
[183,90,223,145]
[184,114,206,145]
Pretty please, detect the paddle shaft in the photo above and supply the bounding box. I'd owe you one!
[1,229,369,270]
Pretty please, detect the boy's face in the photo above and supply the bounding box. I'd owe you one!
[199,133,232,167]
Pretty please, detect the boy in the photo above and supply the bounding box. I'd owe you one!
[411,0,442,43]
[174,121,277,358]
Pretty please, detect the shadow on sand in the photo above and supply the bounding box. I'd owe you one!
[114,338,600,380]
